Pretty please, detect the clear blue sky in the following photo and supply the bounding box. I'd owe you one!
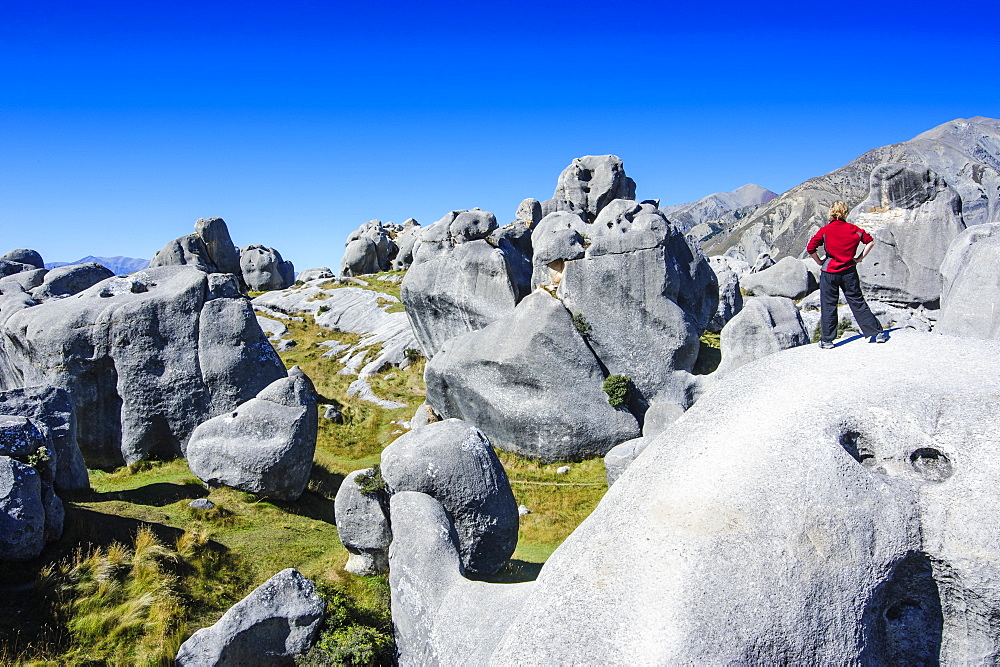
[2,0,998,271]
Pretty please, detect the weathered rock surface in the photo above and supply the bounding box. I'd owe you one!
[151,217,245,286]
[603,436,651,487]
[334,468,391,575]
[0,268,48,293]
[0,455,46,560]
[390,332,1000,664]
[707,255,744,333]
[558,201,718,413]
[175,568,325,666]
[937,222,1000,338]
[850,163,966,305]
[705,116,1000,263]
[529,211,586,288]
[241,244,295,291]
[516,198,542,225]
[388,491,532,665]
[0,386,88,490]
[297,267,333,282]
[195,217,242,279]
[380,419,517,574]
[31,263,114,300]
[425,291,640,461]
[550,155,636,222]
[740,256,816,300]
[0,266,286,467]
[0,414,63,559]
[186,372,317,501]
[402,211,521,357]
[1,249,44,270]
[715,296,809,377]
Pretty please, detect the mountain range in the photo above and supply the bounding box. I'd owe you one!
[45,256,150,275]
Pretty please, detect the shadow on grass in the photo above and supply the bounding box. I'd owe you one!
[65,481,208,507]
[466,559,543,584]
[0,505,230,660]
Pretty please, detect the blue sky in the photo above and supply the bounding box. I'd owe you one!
[2,0,998,271]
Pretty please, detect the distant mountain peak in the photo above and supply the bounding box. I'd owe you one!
[660,184,778,232]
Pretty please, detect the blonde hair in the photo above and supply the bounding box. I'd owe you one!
[829,200,849,221]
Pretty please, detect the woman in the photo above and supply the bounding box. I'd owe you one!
[806,200,888,348]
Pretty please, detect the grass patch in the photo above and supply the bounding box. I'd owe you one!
[6,275,614,661]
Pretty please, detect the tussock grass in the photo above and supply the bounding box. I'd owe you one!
[34,526,247,665]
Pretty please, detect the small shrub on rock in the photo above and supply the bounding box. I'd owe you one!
[355,465,388,496]
[603,374,631,408]
[295,583,394,667]
[403,348,422,363]
[572,313,591,338]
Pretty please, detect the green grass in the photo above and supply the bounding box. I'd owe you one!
[4,274,611,662]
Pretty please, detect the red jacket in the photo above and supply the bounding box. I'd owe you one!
[806,219,873,273]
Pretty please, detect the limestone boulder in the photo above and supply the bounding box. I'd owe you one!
[529,211,586,288]
[333,468,391,576]
[175,568,325,665]
[1,249,44,270]
[297,267,333,282]
[558,202,718,414]
[340,238,380,276]
[31,263,114,300]
[150,234,218,272]
[388,332,1000,664]
[402,212,521,357]
[241,244,295,291]
[194,217,242,278]
[0,266,286,468]
[850,163,966,305]
[740,256,815,300]
[0,415,63,559]
[380,419,517,575]
[552,155,637,222]
[0,268,48,293]
[707,255,744,333]
[0,456,46,561]
[516,198,542,225]
[186,373,318,502]
[0,386,88,490]
[936,222,1000,338]
[425,290,640,461]
[715,296,809,377]
[603,436,651,487]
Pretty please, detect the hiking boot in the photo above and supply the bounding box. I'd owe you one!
[872,331,889,344]
[819,341,835,349]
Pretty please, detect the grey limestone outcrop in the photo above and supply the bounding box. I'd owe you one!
[549,155,637,222]
[388,331,1000,664]
[557,200,718,416]
[515,198,542,225]
[0,414,63,560]
[380,419,517,575]
[341,218,421,275]
[425,290,640,461]
[0,386,88,490]
[707,255,744,333]
[740,255,816,300]
[714,295,809,377]
[401,210,522,358]
[31,263,114,301]
[0,268,48,293]
[297,267,333,282]
[334,468,392,575]
[0,266,286,468]
[1,249,44,270]
[603,435,651,487]
[186,372,318,502]
[937,222,1000,338]
[175,568,325,666]
[194,217,242,279]
[851,163,966,305]
[241,244,295,291]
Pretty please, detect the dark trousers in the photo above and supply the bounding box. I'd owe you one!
[820,268,882,341]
